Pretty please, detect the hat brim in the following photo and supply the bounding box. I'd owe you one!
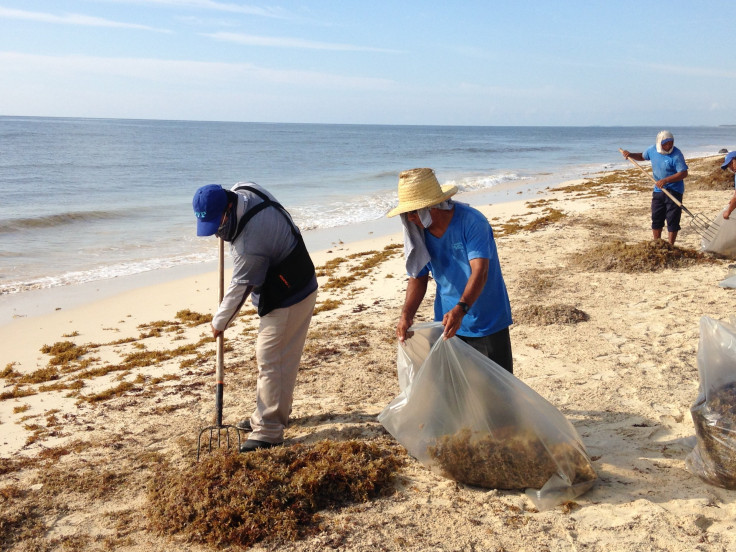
[196,218,221,236]
[386,185,458,218]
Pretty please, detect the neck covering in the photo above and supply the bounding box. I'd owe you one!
[656,130,674,155]
[401,200,455,277]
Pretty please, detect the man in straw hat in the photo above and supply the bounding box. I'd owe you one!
[621,130,689,245]
[387,168,513,373]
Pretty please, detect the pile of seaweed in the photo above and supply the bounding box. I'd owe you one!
[570,239,718,273]
[147,439,405,549]
[514,304,589,326]
[427,427,596,490]
[691,382,736,489]
[688,156,734,191]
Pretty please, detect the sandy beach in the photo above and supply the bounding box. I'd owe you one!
[3,156,736,551]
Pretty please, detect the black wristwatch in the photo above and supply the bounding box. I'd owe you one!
[456,301,470,314]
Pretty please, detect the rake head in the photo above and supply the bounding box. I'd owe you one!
[197,424,247,461]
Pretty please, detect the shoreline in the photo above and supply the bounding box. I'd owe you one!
[0,148,638,319]
[0,168,558,329]
[0,149,716,323]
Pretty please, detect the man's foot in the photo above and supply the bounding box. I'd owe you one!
[236,419,252,431]
[239,439,282,453]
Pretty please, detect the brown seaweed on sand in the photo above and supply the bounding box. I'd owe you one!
[691,382,736,489]
[570,239,718,273]
[427,427,596,490]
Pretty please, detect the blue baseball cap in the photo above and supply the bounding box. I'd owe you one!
[722,151,736,170]
[193,184,228,236]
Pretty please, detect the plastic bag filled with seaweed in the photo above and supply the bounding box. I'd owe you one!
[378,331,596,510]
[396,322,445,392]
[686,316,736,489]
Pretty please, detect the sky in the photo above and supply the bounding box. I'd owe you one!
[0,1,734,126]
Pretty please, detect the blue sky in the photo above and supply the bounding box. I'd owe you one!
[0,1,733,125]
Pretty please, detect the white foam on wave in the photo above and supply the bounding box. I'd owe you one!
[290,172,527,231]
[289,191,400,231]
[0,252,213,295]
[445,172,529,192]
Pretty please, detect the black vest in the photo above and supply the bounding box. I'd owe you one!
[232,185,315,317]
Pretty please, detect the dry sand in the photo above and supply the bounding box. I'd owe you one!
[3,157,736,551]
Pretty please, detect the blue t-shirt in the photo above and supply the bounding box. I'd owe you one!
[417,203,512,337]
[642,146,688,194]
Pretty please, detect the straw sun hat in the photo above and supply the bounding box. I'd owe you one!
[386,168,458,217]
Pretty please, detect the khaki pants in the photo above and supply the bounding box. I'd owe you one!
[249,289,317,443]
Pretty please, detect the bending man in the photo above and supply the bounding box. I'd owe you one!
[387,168,513,373]
[192,182,318,452]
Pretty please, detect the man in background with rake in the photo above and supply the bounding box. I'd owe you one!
[721,151,736,220]
[621,130,689,245]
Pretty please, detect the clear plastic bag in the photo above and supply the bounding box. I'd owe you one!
[379,323,597,510]
[396,322,445,392]
[686,316,736,489]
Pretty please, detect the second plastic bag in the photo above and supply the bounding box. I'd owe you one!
[701,212,736,259]
[379,323,596,510]
[686,316,736,489]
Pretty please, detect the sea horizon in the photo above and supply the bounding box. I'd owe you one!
[5,113,736,129]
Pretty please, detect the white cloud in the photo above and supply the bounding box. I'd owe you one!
[0,6,170,32]
[101,0,289,19]
[0,51,395,89]
[204,32,403,53]
[633,61,736,80]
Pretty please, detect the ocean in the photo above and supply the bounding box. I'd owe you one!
[2,117,735,308]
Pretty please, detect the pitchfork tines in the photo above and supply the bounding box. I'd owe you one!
[196,398,247,461]
[687,209,721,243]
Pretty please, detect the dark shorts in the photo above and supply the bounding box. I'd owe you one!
[651,191,682,232]
[458,326,513,374]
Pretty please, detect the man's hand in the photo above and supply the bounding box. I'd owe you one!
[397,274,428,343]
[396,315,413,343]
[442,305,465,339]
[211,324,223,339]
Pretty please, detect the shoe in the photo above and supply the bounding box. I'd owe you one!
[239,439,282,453]
[236,419,252,431]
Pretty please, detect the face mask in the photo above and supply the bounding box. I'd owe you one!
[215,203,237,241]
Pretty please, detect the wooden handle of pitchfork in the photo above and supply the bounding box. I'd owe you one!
[217,237,224,377]
[215,238,225,425]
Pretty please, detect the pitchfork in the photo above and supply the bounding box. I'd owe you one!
[197,237,247,461]
[620,149,720,242]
